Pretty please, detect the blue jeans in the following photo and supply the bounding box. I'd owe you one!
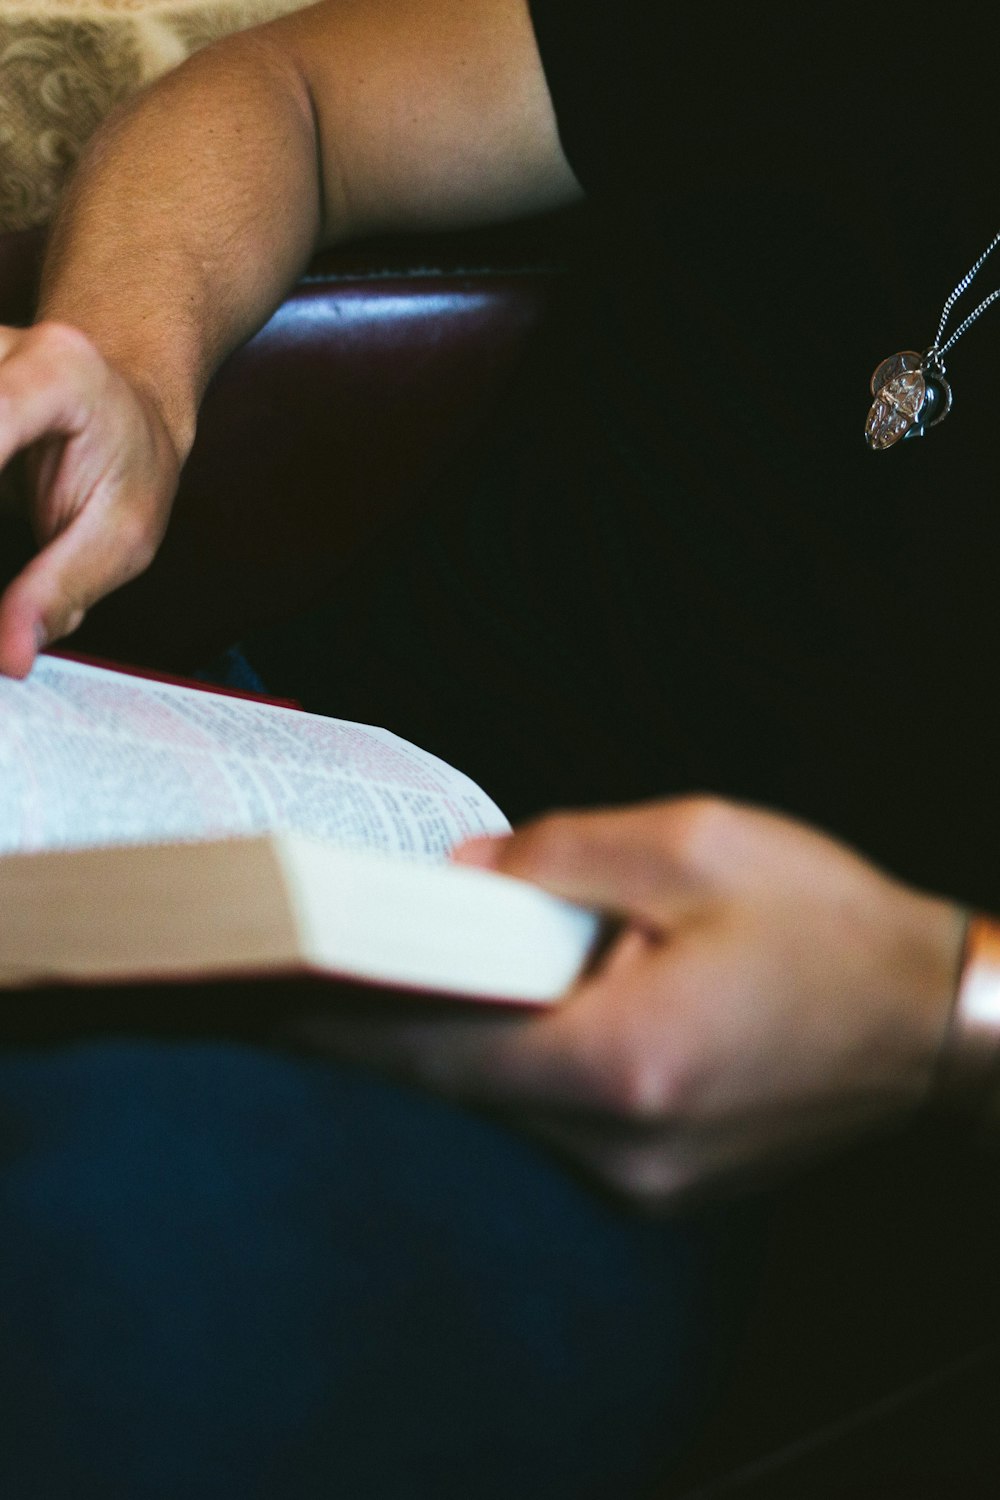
[0,1038,756,1499]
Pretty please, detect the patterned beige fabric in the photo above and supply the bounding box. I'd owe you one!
[0,0,310,231]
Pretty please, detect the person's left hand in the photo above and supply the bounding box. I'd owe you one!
[293,796,965,1206]
[0,322,183,678]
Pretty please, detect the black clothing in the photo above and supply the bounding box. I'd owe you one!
[249,3,1000,913]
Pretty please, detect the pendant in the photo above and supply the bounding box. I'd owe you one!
[864,348,953,450]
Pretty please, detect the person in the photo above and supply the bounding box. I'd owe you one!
[1,0,999,1493]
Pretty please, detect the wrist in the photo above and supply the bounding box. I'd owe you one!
[935,911,1000,1111]
[124,370,196,477]
[34,299,201,469]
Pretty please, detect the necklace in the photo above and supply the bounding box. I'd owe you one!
[865,230,1000,450]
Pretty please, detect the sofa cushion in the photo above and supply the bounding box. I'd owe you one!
[0,0,310,232]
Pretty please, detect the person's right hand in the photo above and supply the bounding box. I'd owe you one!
[0,321,182,678]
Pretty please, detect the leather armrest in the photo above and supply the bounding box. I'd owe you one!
[0,218,567,669]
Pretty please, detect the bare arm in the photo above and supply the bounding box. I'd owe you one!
[40,0,578,456]
[0,0,580,675]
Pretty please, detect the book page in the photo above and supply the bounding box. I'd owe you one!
[0,656,509,859]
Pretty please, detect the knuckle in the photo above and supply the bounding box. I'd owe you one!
[601,1053,672,1124]
[29,320,97,366]
[600,1040,698,1125]
[667,794,737,865]
[42,595,86,644]
[60,605,86,639]
[115,513,159,576]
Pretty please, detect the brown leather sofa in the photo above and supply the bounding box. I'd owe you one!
[2,221,999,1498]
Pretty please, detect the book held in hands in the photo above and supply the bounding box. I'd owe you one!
[0,656,598,1001]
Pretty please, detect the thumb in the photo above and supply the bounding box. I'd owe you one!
[486,801,712,928]
[0,587,46,678]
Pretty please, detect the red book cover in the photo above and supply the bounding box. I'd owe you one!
[47,648,302,711]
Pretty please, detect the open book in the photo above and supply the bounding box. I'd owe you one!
[0,655,598,1001]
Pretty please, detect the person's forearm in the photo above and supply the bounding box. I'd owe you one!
[0,0,576,678]
[37,32,330,465]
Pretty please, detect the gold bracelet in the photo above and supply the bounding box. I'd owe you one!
[937,912,1000,1106]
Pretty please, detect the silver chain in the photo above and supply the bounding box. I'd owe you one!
[930,231,1000,366]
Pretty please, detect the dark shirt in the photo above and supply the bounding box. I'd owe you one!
[250,4,1000,910]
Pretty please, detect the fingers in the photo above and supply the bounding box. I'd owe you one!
[482,799,730,927]
[0,324,99,472]
[0,322,176,677]
[0,494,158,676]
[292,927,671,1120]
[0,325,100,674]
[294,1000,590,1110]
[450,833,508,870]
